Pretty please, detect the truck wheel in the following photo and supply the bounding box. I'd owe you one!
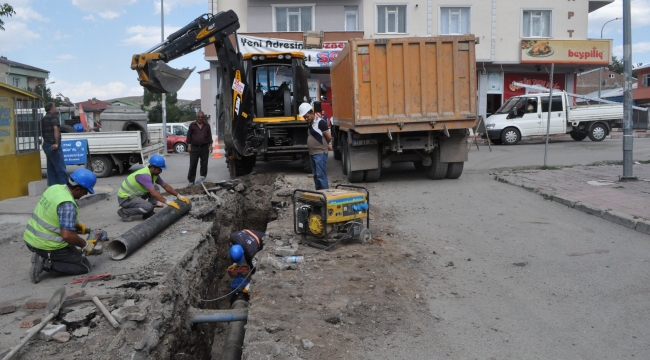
[570,132,587,141]
[445,162,464,179]
[588,123,608,142]
[364,168,381,182]
[344,141,364,183]
[91,155,113,178]
[59,124,75,134]
[332,133,342,160]
[501,128,521,145]
[426,154,448,180]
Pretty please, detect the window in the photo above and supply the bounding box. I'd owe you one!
[274,5,313,31]
[440,7,470,35]
[541,96,563,112]
[15,98,43,154]
[377,5,407,34]
[609,73,616,79]
[345,6,358,31]
[522,10,551,38]
[643,74,649,87]
[12,77,20,88]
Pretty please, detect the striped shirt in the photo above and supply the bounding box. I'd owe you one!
[57,202,77,231]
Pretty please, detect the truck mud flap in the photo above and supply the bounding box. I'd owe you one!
[349,144,379,172]
[439,134,469,163]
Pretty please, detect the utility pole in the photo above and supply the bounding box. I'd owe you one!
[544,64,554,167]
[599,17,621,100]
[161,0,167,150]
[621,0,635,181]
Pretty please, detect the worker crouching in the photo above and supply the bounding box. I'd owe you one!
[24,169,98,284]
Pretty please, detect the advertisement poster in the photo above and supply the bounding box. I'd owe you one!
[237,34,347,68]
[503,73,565,100]
[0,96,15,156]
[520,39,611,65]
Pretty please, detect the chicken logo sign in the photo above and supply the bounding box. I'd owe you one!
[520,39,610,65]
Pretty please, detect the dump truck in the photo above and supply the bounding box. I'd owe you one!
[130,10,313,176]
[330,36,478,182]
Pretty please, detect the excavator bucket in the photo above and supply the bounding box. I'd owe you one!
[142,60,195,94]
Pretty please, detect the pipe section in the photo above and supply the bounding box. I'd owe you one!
[190,312,248,323]
[107,200,191,260]
[221,299,248,360]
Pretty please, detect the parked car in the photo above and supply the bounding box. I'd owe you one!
[147,124,188,153]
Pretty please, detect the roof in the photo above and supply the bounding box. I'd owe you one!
[0,82,41,99]
[0,57,49,74]
[75,99,111,112]
[635,63,650,71]
[191,99,201,105]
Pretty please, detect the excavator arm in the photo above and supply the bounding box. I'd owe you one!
[131,10,257,175]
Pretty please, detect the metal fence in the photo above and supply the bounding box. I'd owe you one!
[15,98,43,154]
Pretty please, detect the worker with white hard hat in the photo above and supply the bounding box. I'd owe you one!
[299,102,332,190]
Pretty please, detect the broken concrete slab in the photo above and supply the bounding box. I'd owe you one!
[38,324,67,341]
[52,331,70,343]
[73,327,89,337]
[275,246,298,257]
[111,306,146,323]
[602,210,637,229]
[0,302,16,315]
[62,306,96,325]
[301,338,314,350]
[20,315,42,328]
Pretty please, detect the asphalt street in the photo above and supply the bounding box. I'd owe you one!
[46,137,650,359]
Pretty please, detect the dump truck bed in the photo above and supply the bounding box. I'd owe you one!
[331,36,478,134]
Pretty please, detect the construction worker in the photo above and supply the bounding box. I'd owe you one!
[230,229,265,267]
[116,154,190,222]
[24,168,97,284]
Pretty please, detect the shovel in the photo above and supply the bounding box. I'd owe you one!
[201,182,221,205]
[2,287,66,360]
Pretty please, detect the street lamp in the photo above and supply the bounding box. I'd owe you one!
[42,81,55,98]
[598,17,621,99]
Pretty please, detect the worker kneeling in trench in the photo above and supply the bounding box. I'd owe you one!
[24,169,99,284]
[116,154,190,222]
[230,229,265,267]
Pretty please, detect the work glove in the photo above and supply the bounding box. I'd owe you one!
[75,222,88,235]
[82,240,95,255]
[166,200,181,210]
[177,195,191,205]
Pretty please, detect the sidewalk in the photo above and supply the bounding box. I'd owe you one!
[495,163,650,236]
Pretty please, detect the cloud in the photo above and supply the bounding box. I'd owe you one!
[55,54,78,62]
[13,6,47,22]
[612,41,650,59]
[589,0,650,34]
[82,14,96,21]
[72,0,137,19]
[121,25,180,48]
[53,30,72,41]
[0,21,41,52]
[153,0,205,14]
[177,86,200,102]
[57,80,135,103]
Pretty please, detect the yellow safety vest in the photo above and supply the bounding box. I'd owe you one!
[23,185,78,251]
[117,167,158,199]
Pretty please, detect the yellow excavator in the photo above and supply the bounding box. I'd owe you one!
[131,10,312,176]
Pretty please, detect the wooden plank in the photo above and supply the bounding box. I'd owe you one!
[453,40,460,117]
[386,42,394,118]
[403,42,411,116]
[420,40,427,117]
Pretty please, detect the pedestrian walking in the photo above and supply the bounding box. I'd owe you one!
[116,154,190,222]
[24,169,97,283]
[299,102,332,190]
[41,102,67,185]
[187,111,213,185]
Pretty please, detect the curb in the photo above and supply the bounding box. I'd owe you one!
[495,173,650,236]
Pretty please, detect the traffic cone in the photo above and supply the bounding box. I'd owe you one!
[213,137,223,159]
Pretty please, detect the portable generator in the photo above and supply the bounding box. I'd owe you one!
[293,185,371,250]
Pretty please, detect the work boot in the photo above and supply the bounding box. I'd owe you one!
[117,208,133,222]
[30,252,44,284]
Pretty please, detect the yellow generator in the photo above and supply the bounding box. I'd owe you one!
[293,185,371,250]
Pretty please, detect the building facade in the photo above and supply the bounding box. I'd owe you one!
[633,64,650,107]
[0,56,49,92]
[203,0,613,126]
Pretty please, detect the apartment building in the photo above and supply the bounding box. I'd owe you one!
[202,0,614,123]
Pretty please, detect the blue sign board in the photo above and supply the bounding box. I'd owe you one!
[61,139,89,165]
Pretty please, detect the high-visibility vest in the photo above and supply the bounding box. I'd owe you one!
[117,167,158,199]
[23,185,78,251]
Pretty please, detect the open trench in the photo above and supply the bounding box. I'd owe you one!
[151,174,278,360]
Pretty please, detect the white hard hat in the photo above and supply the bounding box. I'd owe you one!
[298,102,313,117]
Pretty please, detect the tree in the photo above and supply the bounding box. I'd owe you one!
[143,88,189,123]
[609,55,624,74]
[0,3,15,31]
[27,85,64,106]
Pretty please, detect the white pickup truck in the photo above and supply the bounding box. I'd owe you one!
[40,128,165,178]
[484,91,623,145]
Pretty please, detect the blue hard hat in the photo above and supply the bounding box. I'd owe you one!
[70,168,97,194]
[73,123,85,132]
[230,244,244,263]
[149,154,167,170]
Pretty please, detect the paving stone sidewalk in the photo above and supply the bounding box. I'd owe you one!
[495,163,650,236]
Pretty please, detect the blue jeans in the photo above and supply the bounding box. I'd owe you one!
[310,153,329,190]
[43,142,67,186]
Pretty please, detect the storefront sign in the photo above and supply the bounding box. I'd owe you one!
[503,73,566,100]
[61,139,88,165]
[0,96,15,156]
[238,35,347,68]
[520,39,611,65]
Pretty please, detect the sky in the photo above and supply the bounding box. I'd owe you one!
[0,0,648,103]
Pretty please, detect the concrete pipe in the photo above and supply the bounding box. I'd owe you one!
[107,200,191,260]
